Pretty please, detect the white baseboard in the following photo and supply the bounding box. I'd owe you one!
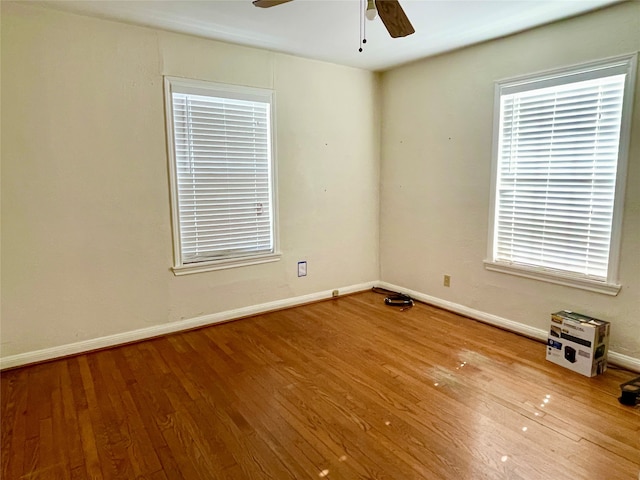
[378,282,640,374]
[0,281,376,370]
[608,351,640,373]
[3,280,638,374]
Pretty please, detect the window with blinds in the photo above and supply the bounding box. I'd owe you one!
[164,78,279,274]
[486,55,636,294]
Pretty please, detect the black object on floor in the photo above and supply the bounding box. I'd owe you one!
[372,287,414,309]
[618,376,640,406]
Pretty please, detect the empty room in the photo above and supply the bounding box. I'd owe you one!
[1,0,639,478]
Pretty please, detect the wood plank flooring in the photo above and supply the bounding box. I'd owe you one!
[2,291,639,479]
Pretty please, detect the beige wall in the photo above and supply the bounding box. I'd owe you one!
[380,2,640,358]
[2,1,639,364]
[0,3,380,357]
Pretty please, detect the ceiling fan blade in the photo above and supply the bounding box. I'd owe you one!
[375,0,415,38]
[252,0,294,8]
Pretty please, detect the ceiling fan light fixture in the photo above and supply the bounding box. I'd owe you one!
[365,0,377,21]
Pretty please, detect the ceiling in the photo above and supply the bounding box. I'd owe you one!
[34,0,624,71]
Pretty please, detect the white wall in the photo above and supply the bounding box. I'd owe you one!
[380,2,640,358]
[0,3,380,358]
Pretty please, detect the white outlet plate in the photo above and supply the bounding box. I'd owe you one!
[298,261,307,277]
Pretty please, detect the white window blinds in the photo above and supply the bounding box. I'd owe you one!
[167,80,275,267]
[490,56,635,287]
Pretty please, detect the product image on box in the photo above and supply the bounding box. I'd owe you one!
[564,346,577,363]
[545,310,610,377]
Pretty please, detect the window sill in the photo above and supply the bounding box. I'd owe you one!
[172,252,281,276]
[483,261,621,296]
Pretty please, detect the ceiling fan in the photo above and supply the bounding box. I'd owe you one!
[252,0,415,38]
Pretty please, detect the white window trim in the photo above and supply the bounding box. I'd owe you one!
[483,261,621,296]
[172,252,281,276]
[485,53,637,296]
[164,76,281,275]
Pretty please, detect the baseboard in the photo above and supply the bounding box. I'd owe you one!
[378,281,640,374]
[0,281,377,370]
[3,280,638,374]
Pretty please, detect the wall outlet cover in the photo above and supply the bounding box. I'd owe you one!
[298,261,307,277]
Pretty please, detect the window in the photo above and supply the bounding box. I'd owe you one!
[485,54,636,295]
[164,77,279,275]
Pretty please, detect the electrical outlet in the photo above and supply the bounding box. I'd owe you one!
[297,261,307,277]
[444,275,451,287]
[332,290,339,297]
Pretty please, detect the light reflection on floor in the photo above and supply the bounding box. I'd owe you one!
[317,454,348,477]
[424,350,560,476]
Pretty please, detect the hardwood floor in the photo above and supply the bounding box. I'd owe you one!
[2,291,639,479]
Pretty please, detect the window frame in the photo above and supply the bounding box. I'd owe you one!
[164,76,280,276]
[484,54,637,295]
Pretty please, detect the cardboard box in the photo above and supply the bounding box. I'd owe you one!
[546,310,610,377]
